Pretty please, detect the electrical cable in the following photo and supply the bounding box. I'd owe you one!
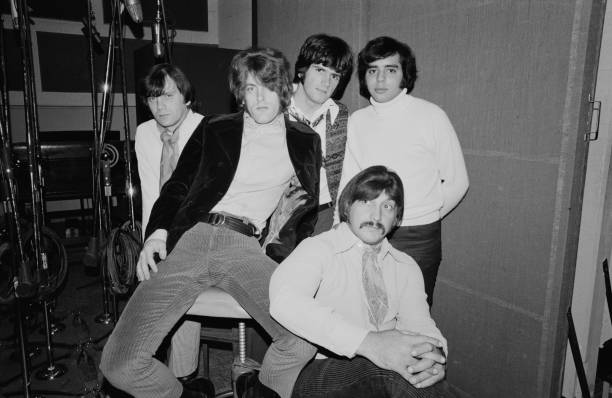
[0,226,68,305]
[104,220,141,295]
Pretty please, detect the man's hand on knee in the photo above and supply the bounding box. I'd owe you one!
[406,346,446,387]
[136,238,166,281]
[408,362,446,388]
[356,330,443,381]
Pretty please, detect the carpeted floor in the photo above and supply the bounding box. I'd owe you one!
[0,258,233,398]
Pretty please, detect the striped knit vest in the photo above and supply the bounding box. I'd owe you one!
[325,102,348,205]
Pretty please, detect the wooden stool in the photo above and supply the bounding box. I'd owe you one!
[187,288,259,398]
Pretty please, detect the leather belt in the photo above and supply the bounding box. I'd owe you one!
[200,213,259,238]
[318,202,333,212]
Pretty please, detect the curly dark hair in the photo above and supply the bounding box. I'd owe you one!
[293,33,354,100]
[357,36,417,98]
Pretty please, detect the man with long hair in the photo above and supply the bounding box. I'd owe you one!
[101,47,320,398]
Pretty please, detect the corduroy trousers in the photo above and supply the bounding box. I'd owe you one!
[100,223,315,398]
[292,356,453,398]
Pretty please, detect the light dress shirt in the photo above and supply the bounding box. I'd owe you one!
[287,94,339,206]
[338,89,469,226]
[135,110,204,238]
[269,222,447,359]
[210,112,293,231]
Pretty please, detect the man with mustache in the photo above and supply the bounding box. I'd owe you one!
[338,36,469,307]
[269,166,451,397]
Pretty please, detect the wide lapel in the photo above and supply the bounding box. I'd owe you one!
[205,112,244,192]
[284,115,320,199]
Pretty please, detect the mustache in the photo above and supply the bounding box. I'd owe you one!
[359,221,386,234]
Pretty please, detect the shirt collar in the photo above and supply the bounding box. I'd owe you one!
[331,222,399,262]
[156,109,194,138]
[288,88,339,125]
[243,111,285,131]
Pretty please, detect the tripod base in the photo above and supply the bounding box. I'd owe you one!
[35,362,67,381]
[95,312,113,325]
[39,321,66,336]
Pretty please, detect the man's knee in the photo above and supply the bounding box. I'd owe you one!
[100,341,145,391]
[383,371,448,398]
[272,332,317,359]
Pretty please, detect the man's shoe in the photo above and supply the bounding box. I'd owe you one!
[178,374,215,398]
[235,371,280,398]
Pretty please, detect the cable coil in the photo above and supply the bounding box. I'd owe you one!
[0,226,68,304]
[104,220,141,295]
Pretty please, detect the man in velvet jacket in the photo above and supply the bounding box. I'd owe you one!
[100,47,321,398]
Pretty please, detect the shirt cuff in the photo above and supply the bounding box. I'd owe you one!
[146,229,168,243]
[335,325,370,358]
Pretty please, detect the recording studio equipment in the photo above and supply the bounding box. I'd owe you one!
[0,12,31,398]
[0,125,35,301]
[80,17,103,54]
[86,0,142,326]
[15,0,46,303]
[7,0,47,394]
[0,13,11,135]
[95,153,113,325]
[152,0,163,58]
[9,0,18,28]
[7,0,72,391]
[10,139,137,200]
[122,0,143,23]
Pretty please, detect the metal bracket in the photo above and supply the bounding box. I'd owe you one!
[585,94,601,141]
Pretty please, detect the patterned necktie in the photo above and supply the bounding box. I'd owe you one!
[287,105,325,129]
[362,244,388,329]
[159,130,180,189]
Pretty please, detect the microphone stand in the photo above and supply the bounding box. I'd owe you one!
[156,0,172,63]
[91,0,117,326]
[0,16,33,396]
[92,0,142,324]
[116,2,137,233]
[13,0,68,383]
[84,0,100,246]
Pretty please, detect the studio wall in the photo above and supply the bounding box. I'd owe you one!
[257,1,602,396]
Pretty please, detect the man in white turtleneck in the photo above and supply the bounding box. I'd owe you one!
[337,36,469,307]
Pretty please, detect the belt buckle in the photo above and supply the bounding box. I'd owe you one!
[238,218,259,238]
[210,213,225,226]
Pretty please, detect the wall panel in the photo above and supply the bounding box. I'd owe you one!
[258,1,601,396]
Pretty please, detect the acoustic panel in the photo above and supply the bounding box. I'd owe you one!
[37,31,143,93]
[102,0,208,32]
[0,1,85,22]
[133,44,238,123]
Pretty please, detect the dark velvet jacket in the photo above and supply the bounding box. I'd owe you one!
[145,111,321,263]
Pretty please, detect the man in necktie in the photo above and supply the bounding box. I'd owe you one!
[287,34,353,235]
[159,128,181,188]
[269,165,452,398]
[101,48,321,398]
[337,37,469,307]
[133,64,209,395]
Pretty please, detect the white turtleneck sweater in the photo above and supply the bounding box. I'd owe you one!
[338,90,468,226]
